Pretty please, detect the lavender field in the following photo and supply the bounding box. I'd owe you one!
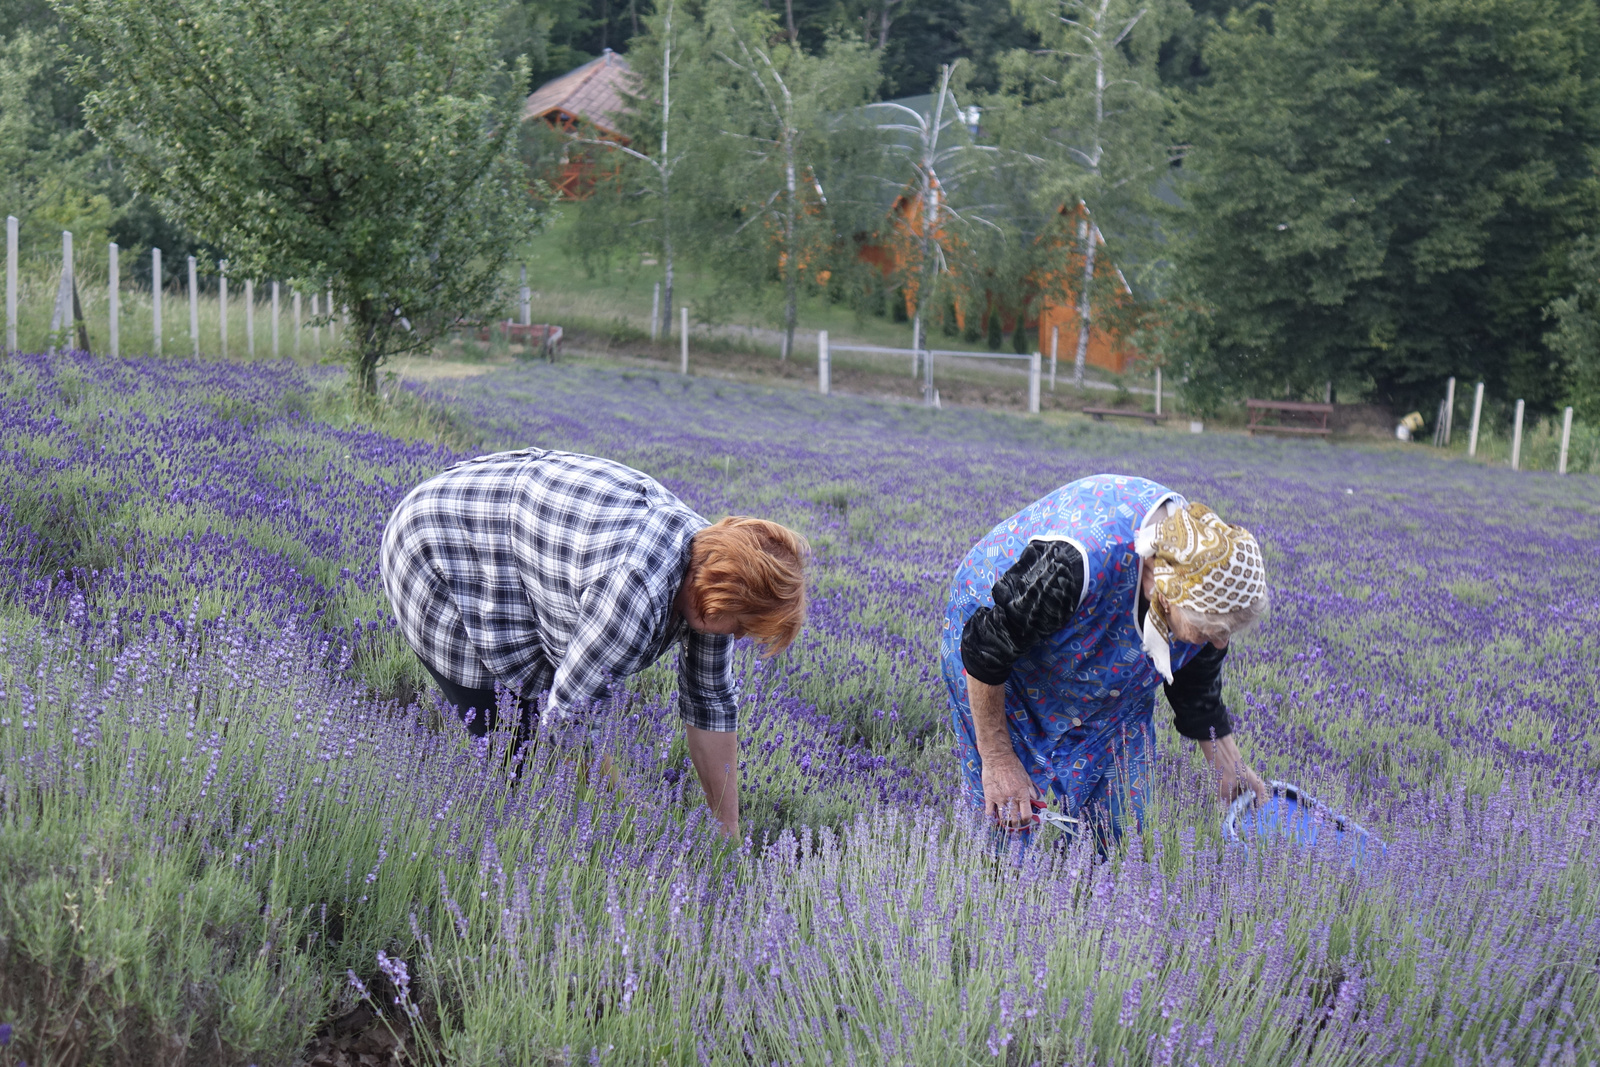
[1,350,1597,1066]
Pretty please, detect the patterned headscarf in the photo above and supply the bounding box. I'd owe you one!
[1134,502,1266,683]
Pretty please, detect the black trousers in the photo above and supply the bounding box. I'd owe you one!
[420,661,537,739]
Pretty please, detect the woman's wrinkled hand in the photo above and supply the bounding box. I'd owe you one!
[982,753,1038,829]
[1199,735,1269,810]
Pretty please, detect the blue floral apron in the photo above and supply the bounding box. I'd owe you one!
[940,475,1205,836]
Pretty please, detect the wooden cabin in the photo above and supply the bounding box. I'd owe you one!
[523,50,637,199]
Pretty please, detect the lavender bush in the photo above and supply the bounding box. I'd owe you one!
[0,351,1595,1065]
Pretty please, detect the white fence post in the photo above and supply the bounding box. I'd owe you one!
[1443,376,1456,445]
[1510,398,1525,471]
[1558,406,1573,475]
[187,255,199,357]
[1049,324,1058,391]
[218,260,229,358]
[1468,382,1484,457]
[818,329,830,395]
[1154,366,1162,416]
[326,287,335,347]
[520,265,531,327]
[311,294,321,355]
[292,291,302,358]
[651,282,660,343]
[49,230,73,355]
[680,306,689,375]
[4,216,15,352]
[910,317,921,378]
[1028,351,1041,414]
[270,282,280,358]
[245,279,255,356]
[151,248,162,357]
[108,242,119,358]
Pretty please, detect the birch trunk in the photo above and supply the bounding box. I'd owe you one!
[1073,219,1096,386]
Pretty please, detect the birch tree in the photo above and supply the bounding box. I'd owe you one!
[998,0,1184,383]
[709,2,877,360]
[866,62,1008,402]
[571,0,709,339]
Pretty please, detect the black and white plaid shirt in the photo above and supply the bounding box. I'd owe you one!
[380,449,738,731]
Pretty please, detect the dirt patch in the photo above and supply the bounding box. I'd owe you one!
[301,1004,414,1067]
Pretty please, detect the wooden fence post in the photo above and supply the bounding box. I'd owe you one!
[1154,366,1162,416]
[108,242,119,358]
[151,248,162,357]
[245,279,255,357]
[187,255,199,357]
[818,329,829,396]
[5,216,15,352]
[1468,382,1484,457]
[910,317,921,378]
[271,282,280,358]
[1558,406,1573,475]
[1029,351,1041,415]
[219,261,229,358]
[292,291,302,358]
[326,287,335,347]
[49,231,76,356]
[311,294,321,355]
[520,265,531,327]
[1443,377,1456,446]
[680,306,688,375]
[1510,398,1525,471]
[651,282,660,343]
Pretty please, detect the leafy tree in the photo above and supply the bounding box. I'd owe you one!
[58,0,539,395]
[992,0,1189,384]
[1169,0,1600,412]
[571,0,724,337]
[704,0,879,359]
[1544,236,1600,424]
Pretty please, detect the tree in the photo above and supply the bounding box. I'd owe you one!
[706,1,879,359]
[571,0,709,339]
[865,61,1007,403]
[994,0,1189,384]
[58,0,539,395]
[1169,0,1600,412]
[1545,236,1600,424]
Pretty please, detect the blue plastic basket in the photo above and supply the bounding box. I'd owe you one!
[1222,780,1385,862]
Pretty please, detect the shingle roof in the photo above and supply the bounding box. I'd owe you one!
[523,50,637,138]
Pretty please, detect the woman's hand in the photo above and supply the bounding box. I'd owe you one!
[967,675,1037,828]
[1198,735,1269,809]
[982,753,1038,828]
[685,725,740,840]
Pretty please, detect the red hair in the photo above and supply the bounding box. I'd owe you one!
[688,517,809,654]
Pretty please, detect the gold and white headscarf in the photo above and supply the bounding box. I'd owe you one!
[1133,503,1266,683]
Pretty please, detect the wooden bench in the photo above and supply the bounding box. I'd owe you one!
[473,322,564,355]
[1246,399,1333,436]
[1082,406,1164,424]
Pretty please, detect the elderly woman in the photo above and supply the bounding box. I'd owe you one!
[382,448,809,839]
[941,474,1270,842]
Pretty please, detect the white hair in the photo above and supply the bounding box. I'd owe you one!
[1170,588,1271,642]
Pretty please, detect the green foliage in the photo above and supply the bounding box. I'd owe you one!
[1545,234,1600,423]
[1168,0,1600,412]
[56,0,541,393]
[0,24,115,257]
[696,1,880,354]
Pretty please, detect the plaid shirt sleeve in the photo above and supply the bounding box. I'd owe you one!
[545,565,660,723]
[677,630,738,732]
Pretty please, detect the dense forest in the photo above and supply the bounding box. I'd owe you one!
[9,0,1600,417]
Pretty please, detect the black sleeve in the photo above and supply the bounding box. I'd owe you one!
[959,540,1084,686]
[1165,642,1233,741]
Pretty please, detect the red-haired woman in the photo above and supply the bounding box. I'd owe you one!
[381,448,808,838]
